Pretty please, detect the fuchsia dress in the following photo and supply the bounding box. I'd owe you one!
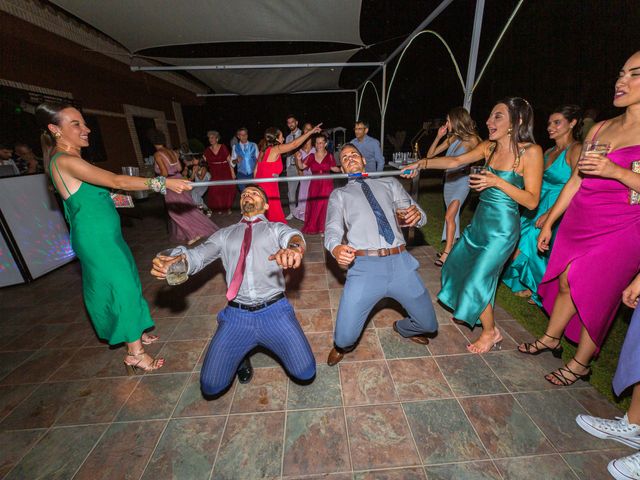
[538,133,640,348]
[302,152,335,234]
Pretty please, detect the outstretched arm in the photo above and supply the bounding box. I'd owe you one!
[271,123,323,156]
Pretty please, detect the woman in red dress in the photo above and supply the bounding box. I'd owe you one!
[302,134,341,234]
[255,124,322,223]
[204,130,235,213]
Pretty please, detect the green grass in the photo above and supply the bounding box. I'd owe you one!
[416,175,632,409]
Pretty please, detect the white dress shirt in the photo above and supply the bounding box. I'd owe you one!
[324,177,426,255]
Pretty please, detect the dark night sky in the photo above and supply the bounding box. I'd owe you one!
[182,0,640,153]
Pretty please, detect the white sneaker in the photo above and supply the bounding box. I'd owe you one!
[576,413,640,448]
[608,451,640,480]
[285,213,294,220]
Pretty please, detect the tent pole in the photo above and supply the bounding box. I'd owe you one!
[354,90,359,123]
[380,64,387,152]
[463,0,485,110]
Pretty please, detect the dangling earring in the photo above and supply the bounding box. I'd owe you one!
[53,131,61,139]
[507,128,513,136]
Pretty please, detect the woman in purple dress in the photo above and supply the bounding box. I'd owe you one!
[151,130,218,244]
[519,51,640,386]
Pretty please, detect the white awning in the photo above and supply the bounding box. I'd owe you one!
[49,0,364,52]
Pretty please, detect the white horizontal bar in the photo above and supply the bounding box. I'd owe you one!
[131,62,383,72]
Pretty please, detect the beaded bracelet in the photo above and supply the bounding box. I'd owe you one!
[145,176,167,195]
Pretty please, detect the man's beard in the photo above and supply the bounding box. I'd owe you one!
[241,202,257,214]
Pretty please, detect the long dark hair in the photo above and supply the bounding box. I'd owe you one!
[552,104,583,141]
[35,102,73,172]
[498,96,535,157]
[264,127,282,147]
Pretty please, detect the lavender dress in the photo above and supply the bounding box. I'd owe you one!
[293,147,315,221]
[613,306,640,395]
[155,152,218,243]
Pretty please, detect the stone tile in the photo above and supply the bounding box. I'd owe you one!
[281,474,352,480]
[342,330,384,363]
[563,447,635,480]
[369,305,406,328]
[425,461,501,480]
[329,288,343,309]
[116,373,189,421]
[174,372,235,417]
[426,324,470,356]
[378,327,431,359]
[388,357,452,401]
[296,308,334,333]
[497,319,534,345]
[48,345,128,381]
[185,295,228,316]
[459,394,555,458]
[169,315,217,340]
[0,381,87,430]
[569,387,625,419]
[74,420,166,480]
[153,339,208,373]
[45,322,98,349]
[286,273,328,292]
[436,354,507,396]
[250,350,281,368]
[0,384,36,422]
[483,350,556,392]
[340,360,398,406]
[55,377,139,426]
[141,417,226,480]
[230,366,288,413]
[288,364,342,410]
[346,404,420,470]
[302,262,329,276]
[0,349,74,385]
[404,399,487,464]
[515,390,615,452]
[5,425,105,480]
[283,408,350,476]
[213,412,284,480]
[494,454,578,479]
[288,289,331,309]
[306,332,335,364]
[304,251,326,263]
[354,467,426,479]
[2,324,68,351]
[0,429,45,478]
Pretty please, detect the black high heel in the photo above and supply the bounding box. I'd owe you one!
[518,333,563,358]
[545,357,591,386]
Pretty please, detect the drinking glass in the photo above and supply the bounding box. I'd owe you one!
[578,141,611,172]
[393,198,412,228]
[157,249,188,286]
[470,165,486,176]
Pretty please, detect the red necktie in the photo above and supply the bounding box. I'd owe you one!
[226,218,262,301]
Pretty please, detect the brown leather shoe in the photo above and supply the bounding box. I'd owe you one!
[393,321,430,345]
[327,347,344,366]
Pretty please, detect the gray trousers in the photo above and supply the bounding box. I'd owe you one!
[286,163,299,208]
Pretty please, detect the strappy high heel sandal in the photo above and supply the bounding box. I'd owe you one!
[434,251,450,267]
[141,332,159,345]
[124,350,164,375]
[545,357,591,386]
[518,333,563,358]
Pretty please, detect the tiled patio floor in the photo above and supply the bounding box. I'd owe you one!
[0,200,631,479]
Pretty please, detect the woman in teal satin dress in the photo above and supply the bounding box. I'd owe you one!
[405,97,543,353]
[502,105,582,306]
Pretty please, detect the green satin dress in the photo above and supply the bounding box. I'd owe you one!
[50,153,154,344]
[502,147,572,306]
[438,166,524,326]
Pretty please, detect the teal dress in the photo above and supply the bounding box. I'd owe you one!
[438,167,524,326]
[502,147,572,305]
[50,153,154,344]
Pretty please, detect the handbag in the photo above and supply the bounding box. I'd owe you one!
[631,160,640,206]
[110,191,135,208]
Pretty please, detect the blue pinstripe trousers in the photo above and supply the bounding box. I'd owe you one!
[200,297,316,396]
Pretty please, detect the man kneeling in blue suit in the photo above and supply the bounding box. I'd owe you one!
[325,144,438,366]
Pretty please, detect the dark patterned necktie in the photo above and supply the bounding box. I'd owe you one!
[355,178,395,244]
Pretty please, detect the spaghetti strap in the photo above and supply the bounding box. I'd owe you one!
[50,152,71,196]
[591,120,608,141]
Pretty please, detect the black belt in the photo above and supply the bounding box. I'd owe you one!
[227,292,285,312]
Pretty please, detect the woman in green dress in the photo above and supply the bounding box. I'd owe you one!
[36,103,192,373]
[405,97,543,353]
[502,105,582,307]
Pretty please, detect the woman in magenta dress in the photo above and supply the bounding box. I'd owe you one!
[255,124,322,223]
[151,130,218,244]
[203,130,235,213]
[519,51,640,386]
[302,134,341,234]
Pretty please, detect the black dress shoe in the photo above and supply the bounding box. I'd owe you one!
[236,358,253,384]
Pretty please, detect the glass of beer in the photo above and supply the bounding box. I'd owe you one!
[157,249,188,286]
[393,198,412,228]
[578,140,611,172]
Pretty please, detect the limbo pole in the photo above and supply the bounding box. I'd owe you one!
[190,169,413,188]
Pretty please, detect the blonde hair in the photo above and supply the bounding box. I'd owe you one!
[447,107,479,143]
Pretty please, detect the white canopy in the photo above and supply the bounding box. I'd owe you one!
[49,0,364,52]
